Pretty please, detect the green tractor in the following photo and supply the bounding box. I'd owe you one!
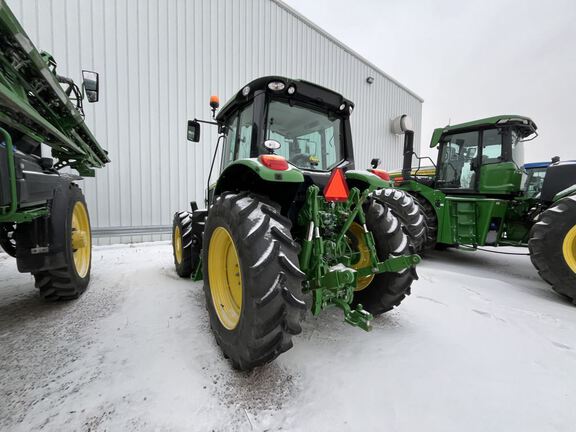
[390,115,576,300]
[0,1,108,299]
[172,76,423,370]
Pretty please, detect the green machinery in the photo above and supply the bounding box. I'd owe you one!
[172,76,423,370]
[0,0,108,299]
[390,115,576,300]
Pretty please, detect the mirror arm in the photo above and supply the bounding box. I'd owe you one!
[194,118,219,126]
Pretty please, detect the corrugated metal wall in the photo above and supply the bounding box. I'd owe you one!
[7,0,422,244]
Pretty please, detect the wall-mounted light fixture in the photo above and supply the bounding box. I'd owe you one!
[366,76,375,84]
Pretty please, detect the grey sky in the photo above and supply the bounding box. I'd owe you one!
[284,0,576,162]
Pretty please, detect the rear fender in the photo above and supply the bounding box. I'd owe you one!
[213,159,304,213]
[553,184,576,202]
[345,170,391,191]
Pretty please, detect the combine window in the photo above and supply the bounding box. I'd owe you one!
[437,131,479,189]
[481,129,503,164]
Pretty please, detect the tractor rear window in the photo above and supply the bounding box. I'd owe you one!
[265,101,343,171]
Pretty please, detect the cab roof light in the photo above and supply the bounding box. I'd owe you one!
[259,154,288,171]
[324,168,349,202]
[268,81,286,91]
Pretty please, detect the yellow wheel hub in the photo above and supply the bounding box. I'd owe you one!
[563,224,576,273]
[71,201,91,278]
[174,225,183,264]
[208,227,243,330]
[348,222,374,291]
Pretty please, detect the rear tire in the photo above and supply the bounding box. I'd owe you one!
[33,183,91,301]
[172,211,194,278]
[353,196,418,315]
[410,193,438,251]
[203,192,306,370]
[372,189,426,252]
[529,196,576,301]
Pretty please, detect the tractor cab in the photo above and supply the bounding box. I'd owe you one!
[218,77,353,172]
[188,76,356,206]
[430,116,537,196]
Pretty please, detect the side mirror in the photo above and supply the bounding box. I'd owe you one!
[82,70,99,103]
[429,128,443,148]
[370,158,381,169]
[187,120,201,142]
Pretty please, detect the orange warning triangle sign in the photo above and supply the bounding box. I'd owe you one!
[324,168,349,202]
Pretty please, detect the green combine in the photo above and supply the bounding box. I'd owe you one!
[390,115,576,300]
[172,76,423,370]
[0,0,108,299]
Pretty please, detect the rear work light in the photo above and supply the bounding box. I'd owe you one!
[324,168,349,202]
[259,154,288,171]
[368,168,390,181]
[268,81,286,91]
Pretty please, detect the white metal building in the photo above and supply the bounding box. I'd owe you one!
[8,0,423,243]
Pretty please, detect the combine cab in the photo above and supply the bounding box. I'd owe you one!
[389,115,576,300]
[172,76,423,370]
[0,1,108,299]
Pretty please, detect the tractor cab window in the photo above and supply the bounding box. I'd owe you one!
[481,129,503,164]
[221,103,254,169]
[523,167,547,198]
[265,101,342,171]
[222,113,238,170]
[236,104,253,159]
[437,131,479,189]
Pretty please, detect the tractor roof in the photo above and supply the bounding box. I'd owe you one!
[216,76,354,122]
[429,115,538,147]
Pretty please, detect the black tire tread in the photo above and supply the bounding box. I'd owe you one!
[528,196,576,301]
[0,223,17,257]
[410,193,438,251]
[352,196,418,315]
[203,192,305,371]
[372,188,427,252]
[32,183,90,301]
[173,211,194,278]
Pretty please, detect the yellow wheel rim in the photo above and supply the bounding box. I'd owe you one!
[174,225,183,264]
[348,222,374,291]
[71,201,91,278]
[208,227,243,330]
[563,224,576,273]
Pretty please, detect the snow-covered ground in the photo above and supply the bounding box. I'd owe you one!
[1,242,575,432]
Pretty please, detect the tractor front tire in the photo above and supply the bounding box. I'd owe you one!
[203,192,306,370]
[372,189,426,252]
[33,183,92,301]
[353,196,418,315]
[172,211,194,278]
[529,196,576,301]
